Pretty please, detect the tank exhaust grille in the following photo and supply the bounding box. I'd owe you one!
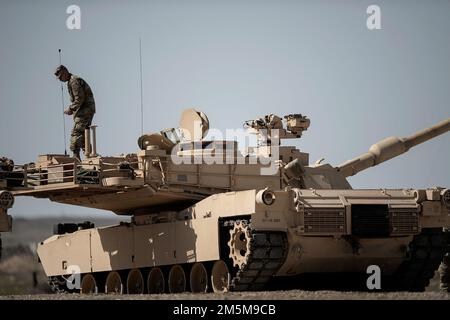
[389,208,419,235]
[304,209,346,234]
[351,205,390,237]
[351,205,419,237]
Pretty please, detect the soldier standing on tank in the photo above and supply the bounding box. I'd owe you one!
[54,65,96,161]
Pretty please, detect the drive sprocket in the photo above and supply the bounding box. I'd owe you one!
[227,220,252,269]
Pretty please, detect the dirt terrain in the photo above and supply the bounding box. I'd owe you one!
[0,290,449,300]
[0,218,448,300]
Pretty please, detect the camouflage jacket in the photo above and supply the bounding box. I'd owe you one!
[67,74,96,118]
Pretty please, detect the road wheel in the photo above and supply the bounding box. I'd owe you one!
[127,269,144,294]
[80,273,97,294]
[168,265,186,293]
[147,267,165,294]
[211,260,230,293]
[105,271,123,294]
[190,262,208,293]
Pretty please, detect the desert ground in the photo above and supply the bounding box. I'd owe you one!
[0,218,448,300]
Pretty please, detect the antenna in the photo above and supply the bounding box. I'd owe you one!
[59,49,68,156]
[139,38,144,136]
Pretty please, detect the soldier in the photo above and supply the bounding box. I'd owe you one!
[54,65,96,161]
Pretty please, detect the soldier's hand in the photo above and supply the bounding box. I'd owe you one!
[64,108,73,115]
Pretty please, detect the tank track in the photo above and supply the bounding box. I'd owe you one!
[223,219,288,291]
[390,228,445,291]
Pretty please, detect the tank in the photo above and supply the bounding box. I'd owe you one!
[0,109,449,293]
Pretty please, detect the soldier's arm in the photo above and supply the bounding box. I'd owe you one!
[69,79,85,112]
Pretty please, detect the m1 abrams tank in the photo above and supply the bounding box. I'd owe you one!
[0,109,449,294]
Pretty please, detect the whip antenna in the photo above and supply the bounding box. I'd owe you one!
[139,38,144,135]
[58,49,68,156]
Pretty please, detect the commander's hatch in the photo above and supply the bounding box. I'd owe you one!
[137,108,209,152]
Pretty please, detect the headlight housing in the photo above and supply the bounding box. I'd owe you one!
[256,189,276,206]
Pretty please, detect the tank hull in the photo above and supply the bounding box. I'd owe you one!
[37,188,450,293]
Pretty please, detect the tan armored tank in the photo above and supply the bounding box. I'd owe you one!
[0,109,449,293]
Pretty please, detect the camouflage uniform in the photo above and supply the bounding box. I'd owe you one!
[439,228,450,292]
[67,75,95,156]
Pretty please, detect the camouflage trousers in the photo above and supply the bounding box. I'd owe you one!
[439,228,450,292]
[70,114,94,154]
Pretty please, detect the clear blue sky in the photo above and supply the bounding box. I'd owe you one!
[1,0,449,218]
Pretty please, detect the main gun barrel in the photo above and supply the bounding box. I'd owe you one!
[336,117,450,177]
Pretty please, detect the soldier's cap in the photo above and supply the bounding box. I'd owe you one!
[54,65,68,76]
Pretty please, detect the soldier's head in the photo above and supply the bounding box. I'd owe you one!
[54,65,71,82]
